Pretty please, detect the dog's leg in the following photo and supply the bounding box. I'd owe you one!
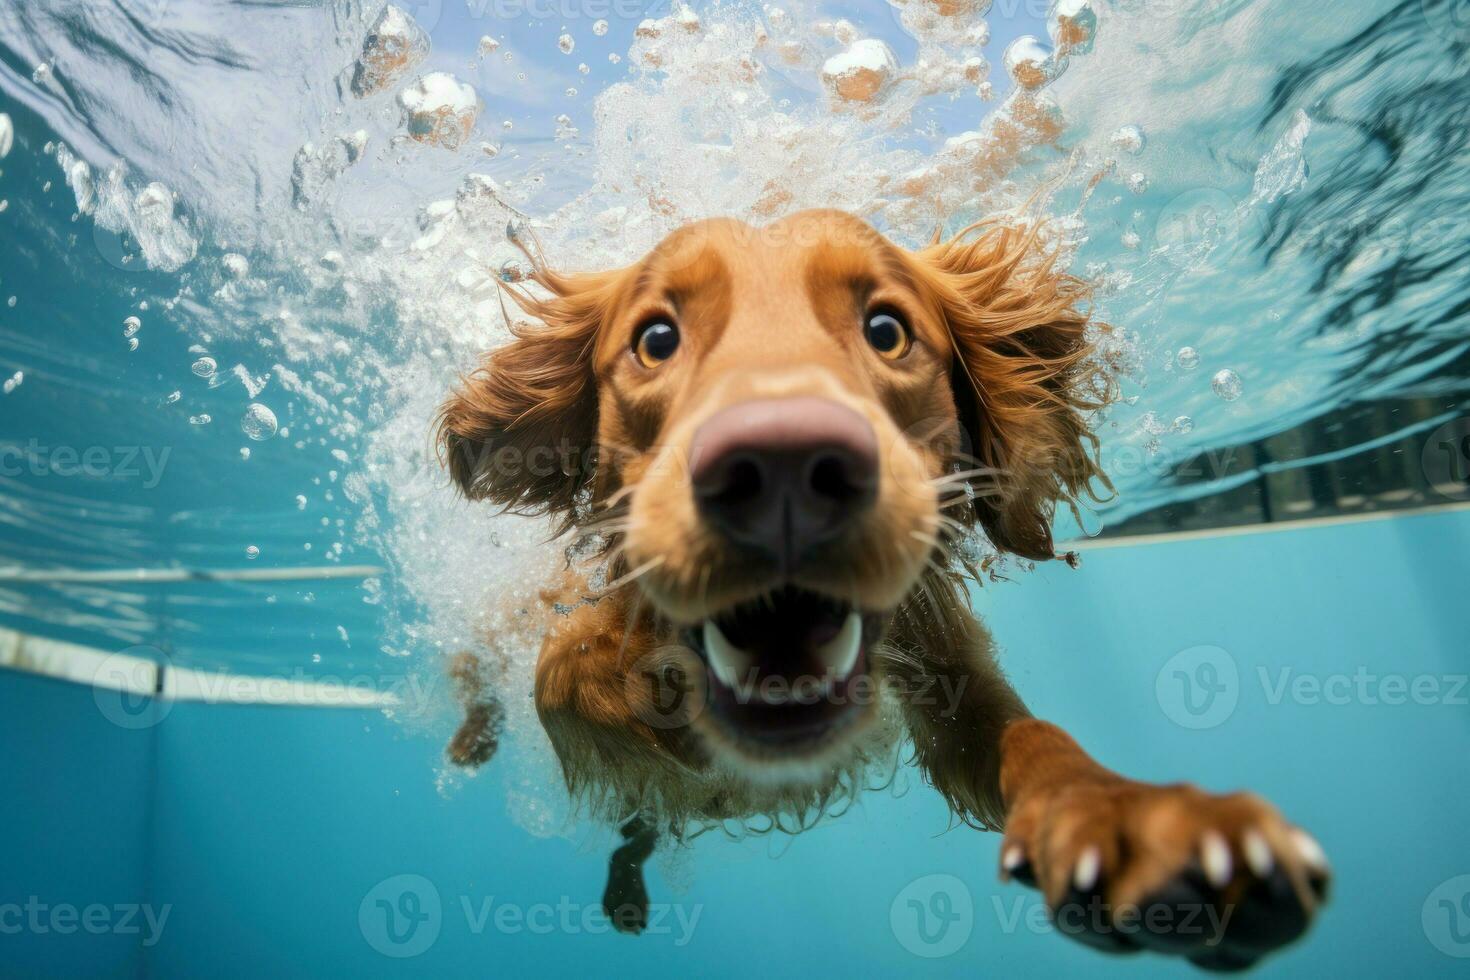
[446,651,506,769]
[899,597,1330,967]
[602,814,658,935]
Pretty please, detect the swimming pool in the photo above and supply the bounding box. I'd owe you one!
[1,0,1467,976]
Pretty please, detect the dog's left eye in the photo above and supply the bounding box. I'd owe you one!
[633,320,680,368]
[864,310,911,360]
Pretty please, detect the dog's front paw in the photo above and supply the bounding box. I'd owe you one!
[999,780,1330,970]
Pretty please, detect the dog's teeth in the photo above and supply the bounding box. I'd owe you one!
[815,611,862,678]
[702,620,752,690]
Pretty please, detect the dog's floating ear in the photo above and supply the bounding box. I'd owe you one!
[435,262,622,527]
[915,221,1115,560]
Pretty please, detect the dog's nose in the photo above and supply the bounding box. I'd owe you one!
[690,397,878,567]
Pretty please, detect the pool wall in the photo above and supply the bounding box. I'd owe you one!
[3,507,1468,978]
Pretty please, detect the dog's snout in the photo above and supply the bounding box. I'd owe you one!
[690,397,878,567]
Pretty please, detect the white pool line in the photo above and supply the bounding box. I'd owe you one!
[1066,499,1470,551]
[0,564,385,583]
[2,503,1467,704]
[0,627,399,707]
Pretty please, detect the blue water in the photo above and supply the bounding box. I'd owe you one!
[1,0,1468,976]
[4,509,1469,977]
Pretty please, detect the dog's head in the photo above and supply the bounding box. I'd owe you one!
[439,209,1108,779]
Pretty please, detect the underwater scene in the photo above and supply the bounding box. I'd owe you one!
[0,0,1467,977]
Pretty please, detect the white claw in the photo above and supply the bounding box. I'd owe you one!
[1073,846,1102,892]
[1291,828,1329,872]
[1201,831,1233,888]
[1002,844,1025,875]
[1242,830,1275,877]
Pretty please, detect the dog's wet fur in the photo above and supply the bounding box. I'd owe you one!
[436,210,1329,968]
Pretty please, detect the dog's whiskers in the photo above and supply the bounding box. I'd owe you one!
[594,556,666,597]
[929,467,1008,485]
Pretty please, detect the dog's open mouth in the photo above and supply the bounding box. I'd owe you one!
[684,587,882,753]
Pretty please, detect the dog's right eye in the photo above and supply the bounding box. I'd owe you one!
[633,320,680,368]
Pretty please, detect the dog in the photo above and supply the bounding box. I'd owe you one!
[435,210,1329,968]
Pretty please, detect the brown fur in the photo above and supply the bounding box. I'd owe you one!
[434,210,1327,961]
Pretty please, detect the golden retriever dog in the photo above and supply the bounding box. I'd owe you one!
[436,210,1328,968]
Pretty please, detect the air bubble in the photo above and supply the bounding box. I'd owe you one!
[123,316,141,337]
[245,545,260,559]
[222,253,250,279]
[191,356,217,378]
[1048,0,1098,55]
[1002,36,1056,90]
[1176,346,1200,370]
[558,34,575,55]
[241,403,279,441]
[189,414,212,425]
[1110,124,1145,155]
[592,19,609,36]
[1173,416,1194,434]
[821,39,900,104]
[1211,369,1243,402]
